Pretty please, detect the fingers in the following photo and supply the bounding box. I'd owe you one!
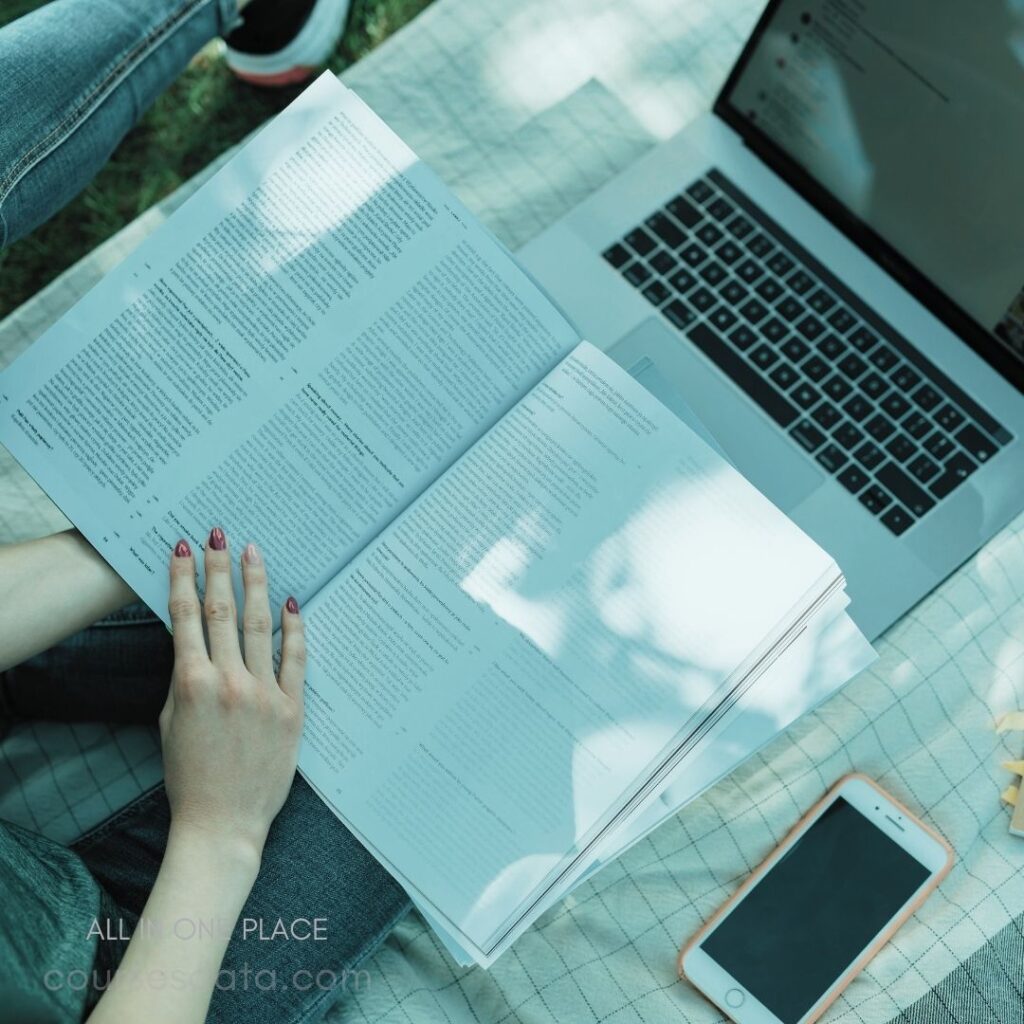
[278,596,306,703]
[168,540,206,662]
[203,526,243,670]
[241,543,274,681]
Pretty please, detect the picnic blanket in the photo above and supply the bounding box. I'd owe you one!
[1,0,1023,1021]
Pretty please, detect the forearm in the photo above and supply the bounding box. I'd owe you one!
[87,825,261,1024]
[0,530,136,671]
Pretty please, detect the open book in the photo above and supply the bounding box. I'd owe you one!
[0,74,874,966]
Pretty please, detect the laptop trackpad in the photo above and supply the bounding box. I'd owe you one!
[609,318,822,512]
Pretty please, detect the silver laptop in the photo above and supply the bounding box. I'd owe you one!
[518,0,1024,640]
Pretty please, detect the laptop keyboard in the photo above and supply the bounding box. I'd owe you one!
[602,169,1014,536]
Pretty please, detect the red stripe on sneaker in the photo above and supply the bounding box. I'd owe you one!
[229,65,317,87]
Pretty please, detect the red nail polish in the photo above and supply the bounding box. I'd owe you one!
[286,596,299,615]
[209,527,226,551]
[174,540,191,558]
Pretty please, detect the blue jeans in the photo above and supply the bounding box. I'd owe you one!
[0,0,242,249]
[0,1,410,1016]
[0,606,410,1022]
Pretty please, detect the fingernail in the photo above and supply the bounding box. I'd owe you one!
[285,596,299,615]
[174,539,191,558]
[208,527,226,551]
[243,543,261,565]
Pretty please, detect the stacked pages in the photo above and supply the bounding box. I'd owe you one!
[0,74,874,967]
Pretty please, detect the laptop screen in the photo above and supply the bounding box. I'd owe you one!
[720,0,1024,383]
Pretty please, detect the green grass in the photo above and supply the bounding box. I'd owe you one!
[0,0,434,318]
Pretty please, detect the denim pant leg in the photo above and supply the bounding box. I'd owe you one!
[0,0,242,250]
[2,609,411,1023]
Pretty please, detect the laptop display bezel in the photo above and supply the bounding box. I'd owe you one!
[712,0,1024,393]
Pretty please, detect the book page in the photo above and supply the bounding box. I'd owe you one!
[295,340,838,963]
[0,73,578,617]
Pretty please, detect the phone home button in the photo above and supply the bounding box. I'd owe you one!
[725,988,746,1009]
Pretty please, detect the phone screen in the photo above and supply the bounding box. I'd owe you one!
[700,797,931,1023]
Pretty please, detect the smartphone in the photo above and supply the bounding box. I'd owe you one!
[679,774,953,1024]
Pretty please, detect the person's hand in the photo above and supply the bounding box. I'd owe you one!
[160,527,305,862]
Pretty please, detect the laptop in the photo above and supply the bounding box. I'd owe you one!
[518,0,1024,641]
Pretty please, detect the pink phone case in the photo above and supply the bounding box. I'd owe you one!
[677,773,954,1024]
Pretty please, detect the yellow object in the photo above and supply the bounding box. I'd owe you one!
[1001,785,1018,807]
[996,710,1024,733]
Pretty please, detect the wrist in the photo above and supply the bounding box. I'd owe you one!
[166,820,264,886]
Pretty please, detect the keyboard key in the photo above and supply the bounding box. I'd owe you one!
[623,261,652,286]
[880,393,911,419]
[842,394,873,422]
[869,345,900,372]
[861,372,889,399]
[736,259,765,284]
[802,355,830,383]
[838,464,869,494]
[666,194,702,228]
[934,404,965,432]
[816,443,848,473]
[760,317,787,341]
[823,375,852,402]
[891,364,922,392]
[877,461,935,517]
[837,353,868,380]
[747,232,774,257]
[956,423,999,462]
[709,306,738,331]
[708,197,734,220]
[768,252,795,276]
[903,411,931,439]
[770,362,800,389]
[740,298,770,323]
[912,383,942,411]
[669,268,697,293]
[689,287,716,312]
[788,270,814,295]
[777,296,804,321]
[812,403,842,430]
[663,299,695,330]
[854,440,884,470]
[750,343,779,370]
[834,421,865,450]
[881,505,914,536]
[928,451,978,499]
[791,419,826,452]
[923,432,954,460]
[817,334,846,360]
[828,307,857,333]
[700,261,728,286]
[865,413,896,441]
[686,179,714,204]
[859,484,893,515]
[849,326,879,353]
[781,337,811,362]
[796,314,825,340]
[646,212,686,249]
[603,243,630,268]
[697,223,724,246]
[642,280,671,306]
[756,278,784,302]
[726,214,754,239]
[625,227,657,256]
[792,382,821,409]
[807,288,836,314]
[687,323,799,427]
[885,433,916,462]
[717,240,743,264]
[680,243,707,266]
[908,453,940,483]
[729,325,758,350]
[719,279,748,304]
[650,249,678,275]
